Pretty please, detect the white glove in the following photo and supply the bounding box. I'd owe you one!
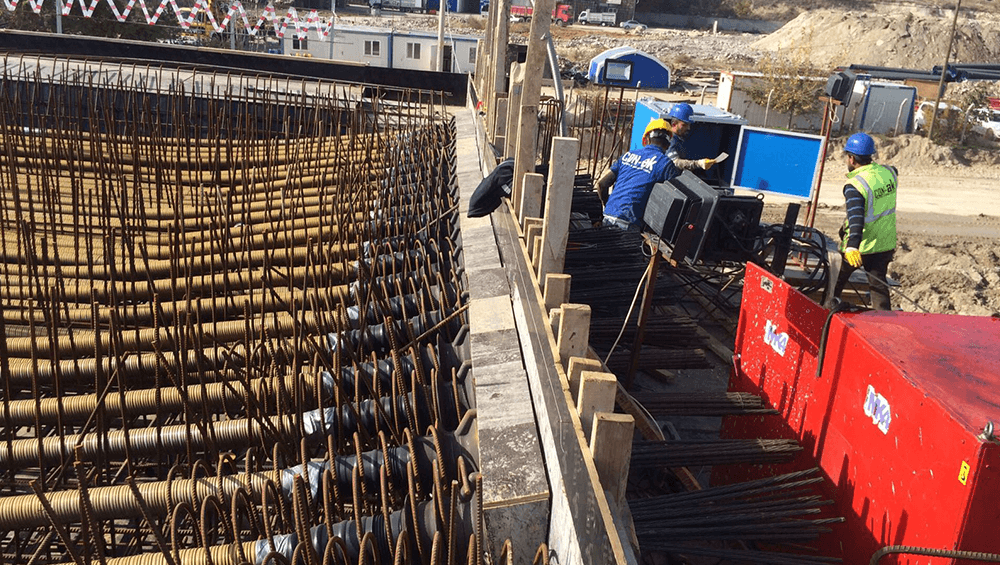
[699,158,716,170]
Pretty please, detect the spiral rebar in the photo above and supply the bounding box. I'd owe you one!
[0,54,482,565]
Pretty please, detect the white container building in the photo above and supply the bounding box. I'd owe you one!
[283,25,480,74]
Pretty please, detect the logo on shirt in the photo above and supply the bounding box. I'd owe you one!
[873,181,896,199]
[621,151,659,173]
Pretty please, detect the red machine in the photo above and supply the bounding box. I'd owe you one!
[721,262,1000,563]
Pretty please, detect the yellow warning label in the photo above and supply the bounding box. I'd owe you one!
[959,461,971,485]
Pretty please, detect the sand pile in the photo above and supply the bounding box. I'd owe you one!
[752,9,1000,71]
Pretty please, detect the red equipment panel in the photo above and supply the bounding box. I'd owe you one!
[720,262,1000,564]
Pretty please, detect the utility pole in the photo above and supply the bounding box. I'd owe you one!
[927,0,961,140]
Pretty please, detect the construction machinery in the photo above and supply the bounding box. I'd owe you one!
[509,3,572,25]
[718,262,1000,563]
[176,1,218,44]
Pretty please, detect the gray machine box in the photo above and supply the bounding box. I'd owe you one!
[643,182,688,243]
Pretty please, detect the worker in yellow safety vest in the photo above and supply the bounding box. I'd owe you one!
[831,132,898,311]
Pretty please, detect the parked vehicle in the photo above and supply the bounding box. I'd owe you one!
[972,107,1000,138]
[369,0,437,15]
[177,5,215,44]
[913,101,962,132]
[504,3,572,25]
[619,19,647,31]
[577,9,616,26]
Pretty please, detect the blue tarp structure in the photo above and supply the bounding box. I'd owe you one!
[587,47,671,89]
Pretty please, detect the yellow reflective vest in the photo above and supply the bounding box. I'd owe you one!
[840,163,897,254]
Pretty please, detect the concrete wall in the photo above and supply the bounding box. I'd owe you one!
[0,29,469,103]
[454,106,550,565]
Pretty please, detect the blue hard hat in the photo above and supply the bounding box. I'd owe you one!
[668,103,694,123]
[844,132,876,157]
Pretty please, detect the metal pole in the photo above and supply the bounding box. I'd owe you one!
[436,0,446,71]
[328,0,342,60]
[927,0,961,140]
[807,98,835,231]
[56,0,63,34]
[545,35,567,137]
[624,250,660,391]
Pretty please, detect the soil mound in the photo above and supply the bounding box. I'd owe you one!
[752,9,1000,71]
[892,239,1000,316]
[824,134,1000,176]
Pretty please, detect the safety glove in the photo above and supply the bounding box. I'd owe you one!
[698,158,715,170]
[844,247,862,268]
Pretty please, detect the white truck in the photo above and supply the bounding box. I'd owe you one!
[370,0,428,15]
[577,9,617,26]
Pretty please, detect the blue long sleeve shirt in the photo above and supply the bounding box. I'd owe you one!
[603,144,679,228]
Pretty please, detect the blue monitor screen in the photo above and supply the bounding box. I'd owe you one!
[731,127,824,200]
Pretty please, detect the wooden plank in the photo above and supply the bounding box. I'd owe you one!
[493,96,509,144]
[532,237,543,274]
[513,104,538,217]
[488,0,511,135]
[577,371,617,445]
[519,172,545,226]
[525,223,542,261]
[590,413,635,506]
[566,356,602,406]
[557,303,591,370]
[505,63,523,160]
[538,137,580,284]
[511,0,556,199]
[549,307,562,340]
[543,273,572,314]
[495,206,629,565]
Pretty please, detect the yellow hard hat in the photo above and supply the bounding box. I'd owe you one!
[642,118,672,145]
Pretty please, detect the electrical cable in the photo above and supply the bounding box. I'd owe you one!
[849,266,930,313]
[604,257,653,367]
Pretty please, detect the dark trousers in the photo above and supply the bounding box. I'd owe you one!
[833,249,895,311]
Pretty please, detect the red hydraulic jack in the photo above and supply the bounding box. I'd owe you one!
[718,262,1000,564]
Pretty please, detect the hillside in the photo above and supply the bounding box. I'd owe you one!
[753,8,1000,70]
[636,0,998,22]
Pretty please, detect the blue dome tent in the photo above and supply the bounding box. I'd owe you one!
[587,47,671,89]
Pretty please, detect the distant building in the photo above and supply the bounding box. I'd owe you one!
[282,25,480,73]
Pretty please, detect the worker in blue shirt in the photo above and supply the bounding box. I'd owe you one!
[665,103,717,172]
[597,118,679,231]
